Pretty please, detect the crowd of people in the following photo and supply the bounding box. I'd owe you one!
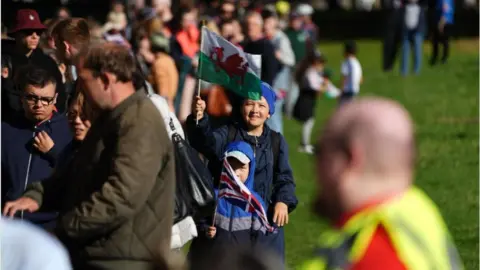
[0,0,466,270]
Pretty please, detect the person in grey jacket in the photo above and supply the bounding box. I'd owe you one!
[263,9,295,134]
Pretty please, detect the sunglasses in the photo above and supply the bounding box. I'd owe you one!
[23,94,55,106]
[67,110,88,121]
[19,29,44,36]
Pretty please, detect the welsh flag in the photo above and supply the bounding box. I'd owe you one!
[198,27,262,100]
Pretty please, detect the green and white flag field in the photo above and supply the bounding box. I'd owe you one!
[198,26,262,100]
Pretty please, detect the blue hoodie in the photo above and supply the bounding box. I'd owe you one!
[212,141,271,247]
[1,112,72,225]
[190,141,272,255]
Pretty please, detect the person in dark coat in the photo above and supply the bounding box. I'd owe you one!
[242,12,281,86]
[1,65,72,229]
[382,0,404,72]
[3,9,67,120]
[187,82,298,265]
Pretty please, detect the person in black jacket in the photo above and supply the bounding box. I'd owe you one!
[1,65,72,230]
[3,9,67,120]
[242,12,280,86]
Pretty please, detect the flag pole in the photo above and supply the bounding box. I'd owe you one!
[196,20,206,125]
[212,158,224,226]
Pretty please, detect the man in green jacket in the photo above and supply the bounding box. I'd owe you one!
[4,43,176,270]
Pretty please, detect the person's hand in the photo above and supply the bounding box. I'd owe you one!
[438,17,446,33]
[273,202,289,227]
[225,104,232,114]
[438,22,445,33]
[206,226,216,239]
[275,50,282,60]
[192,96,206,120]
[3,197,40,217]
[33,131,54,154]
[192,58,199,69]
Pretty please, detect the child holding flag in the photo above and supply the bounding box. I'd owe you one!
[187,82,297,265]
[206,141,274,244]
[188,141,276,264]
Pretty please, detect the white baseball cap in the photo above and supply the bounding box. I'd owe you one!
[296,4,314,16]
[225,151,251,164]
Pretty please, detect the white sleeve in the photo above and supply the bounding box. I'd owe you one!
[341,61,349,76]
[279,35,295,67]
[306,69,324,91]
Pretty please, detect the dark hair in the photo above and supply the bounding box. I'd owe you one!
[171,6,195,33]
[68,88,99,122]
[52,18,91,51]
[1,55,11,70]
[344,40,357,55]
[15,65,57,92]
[261,8,277,20]
[81,43,136,83]
[295,50,326,83]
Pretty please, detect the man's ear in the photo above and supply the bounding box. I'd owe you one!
[63,41,70,55]
[53,93,58,105]
[347,140,364,172]
[99,72,110,91]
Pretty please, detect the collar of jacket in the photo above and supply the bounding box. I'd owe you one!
[15,110,61,129]
[107,89,147,120]
[235,122,272,146]
[13,47,43,60]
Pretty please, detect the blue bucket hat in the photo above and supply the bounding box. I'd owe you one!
[261,81,276,116]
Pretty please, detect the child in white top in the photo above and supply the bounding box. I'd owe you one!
[340,41,363,106]
[293,51,339,154]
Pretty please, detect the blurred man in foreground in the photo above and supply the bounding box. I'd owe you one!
[301,97,463,269]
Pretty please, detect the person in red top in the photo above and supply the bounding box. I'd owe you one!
[312,98,416,269]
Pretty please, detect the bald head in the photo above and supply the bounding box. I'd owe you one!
[314,97,415,221]
[323,97,415,175]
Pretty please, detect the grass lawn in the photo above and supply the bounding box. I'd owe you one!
[283,39,479,269]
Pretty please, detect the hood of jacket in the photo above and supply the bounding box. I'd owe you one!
[216,141,266,228]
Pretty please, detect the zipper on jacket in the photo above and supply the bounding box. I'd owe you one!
[254,136,258,157]
[21,130,36,220]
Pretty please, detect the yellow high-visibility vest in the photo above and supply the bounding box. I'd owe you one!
[300,187,463,270]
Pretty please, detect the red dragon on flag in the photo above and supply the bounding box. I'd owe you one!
[209,46,249,85]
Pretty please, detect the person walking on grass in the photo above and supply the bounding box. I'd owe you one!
[430,0,454,66]
[301,97,463,270]
[339,41,363,107]
[187,81,298,265]
[293,50,339,154]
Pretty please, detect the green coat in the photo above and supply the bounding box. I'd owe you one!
[24,91,176,270]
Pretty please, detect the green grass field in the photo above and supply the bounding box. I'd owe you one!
[283,40,479,269]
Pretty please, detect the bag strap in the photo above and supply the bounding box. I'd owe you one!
[227,125,237,143]
[228,125,280,171]
[270,130,281,173]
